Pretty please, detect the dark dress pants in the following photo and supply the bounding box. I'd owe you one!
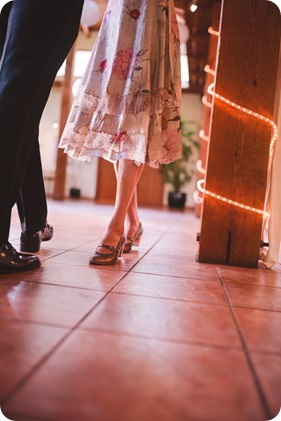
[0,1,46,234]
[0,0,84,241]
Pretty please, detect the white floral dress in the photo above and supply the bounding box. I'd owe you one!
[59,0,182,168]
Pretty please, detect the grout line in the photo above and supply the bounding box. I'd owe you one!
[103,289,229,307]
[77,327,244,352]
[231,304,281,314]
[1,228,170,405]
[215,266,273,420]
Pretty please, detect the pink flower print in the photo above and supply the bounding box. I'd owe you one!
[172,13,180,40]
[78,126,89,135]
[99,59,107,73]
[129,9,140,20]
[113,130,127,143]
[112,48,135,81]
[126,6,141,20]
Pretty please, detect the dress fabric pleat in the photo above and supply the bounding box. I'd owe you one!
[59,0,182,169]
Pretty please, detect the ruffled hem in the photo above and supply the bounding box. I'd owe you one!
[60,127,182,169]
[61,146,182,169]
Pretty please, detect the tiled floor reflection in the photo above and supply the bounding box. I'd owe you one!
[0,199,280,421]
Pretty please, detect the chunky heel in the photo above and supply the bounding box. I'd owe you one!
[118,245,124,257]
[132,231,143,247]
[123,223,143,254]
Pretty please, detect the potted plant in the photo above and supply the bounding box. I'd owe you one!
[160,119,200,209]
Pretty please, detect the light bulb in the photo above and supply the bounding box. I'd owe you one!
[189,1,198,13]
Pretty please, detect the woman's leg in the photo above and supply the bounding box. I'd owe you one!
[96,160,144,253]
[125,189,141,239]
[113,162,141,241]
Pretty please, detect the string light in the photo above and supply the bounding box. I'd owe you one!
[193,189,203,204]
[189,0,198,13]
[202,95,212,109]
[196,159,206,175]
[204,64,216,76]
[197,179,270,217]
[208,26,220,37]
[207,82,278,155]
[196,27,278,218]
[199,129,210,142]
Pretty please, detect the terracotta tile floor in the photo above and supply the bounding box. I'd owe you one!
[0,199,281,421]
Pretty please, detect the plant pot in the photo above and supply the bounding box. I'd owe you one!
[69,187,81,199]
[168,192,186,209]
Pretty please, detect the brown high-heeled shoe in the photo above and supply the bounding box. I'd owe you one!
[89,235,125,265]
[123,223,143,254]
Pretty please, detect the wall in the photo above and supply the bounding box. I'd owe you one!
[173,92,203,207]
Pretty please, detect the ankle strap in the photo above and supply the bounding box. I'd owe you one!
[98,243,118,252]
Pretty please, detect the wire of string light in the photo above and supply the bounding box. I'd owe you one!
[196,27,278,218]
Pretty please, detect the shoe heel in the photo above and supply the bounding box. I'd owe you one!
[119,237,125,257]
[20,242,40,253]
[132,224,143,246]
[132,232,143,247]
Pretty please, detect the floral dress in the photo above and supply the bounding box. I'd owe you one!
[59,0,182,168]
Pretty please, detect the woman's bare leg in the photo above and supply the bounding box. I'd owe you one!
[125,189,141,239]
[113,162,141,241]
[97,160,144,253]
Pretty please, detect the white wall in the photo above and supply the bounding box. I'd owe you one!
[162,92,203,208]
[39,31,99,199]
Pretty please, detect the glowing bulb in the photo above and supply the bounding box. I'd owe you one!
[189,1,198,12]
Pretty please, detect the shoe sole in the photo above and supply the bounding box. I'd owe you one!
[0,260,41,274]
[89,259,120,266]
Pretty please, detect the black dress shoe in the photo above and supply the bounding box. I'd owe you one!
[0,241,41,274]
[20,222,54,252]
[20,231,42,253]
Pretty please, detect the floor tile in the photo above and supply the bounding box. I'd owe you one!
[2,331,265,421]
[132,255,219,281]
[0,320,67,400]
[114,272,227,305]
[80,292,241,348]
[224,281,281,311]
[218,265,281,288]
[234,307,281,354]
[2,199,280,421]
[0,280,105,328]
[0,262,126,291]
[48,250,139,271]
[251,352,281,418]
